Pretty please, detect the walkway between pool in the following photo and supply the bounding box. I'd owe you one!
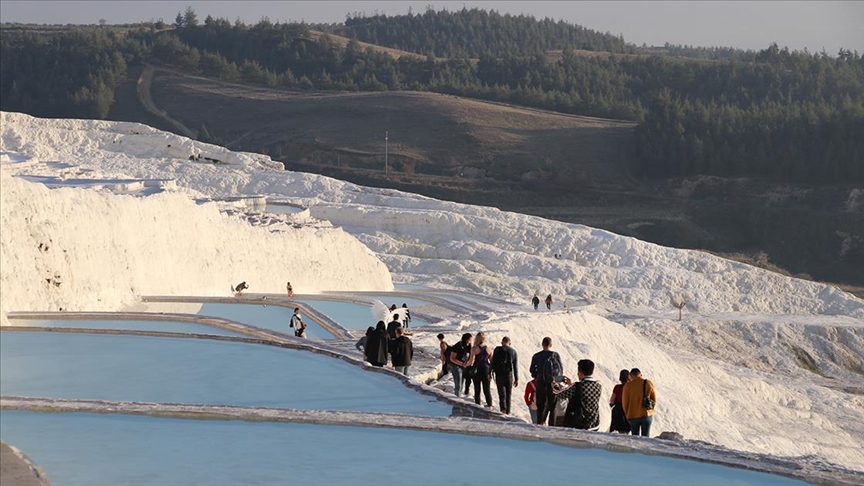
[0,441,48,486]
[140,295,351,339]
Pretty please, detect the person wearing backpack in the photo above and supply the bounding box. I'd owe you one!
[621,368,657,437]
[531,293,540,310]
[469,332,494,407]
[529,337,563,425]
[448,333,473,398]
[491,336,519,414]
[290,307,306,338]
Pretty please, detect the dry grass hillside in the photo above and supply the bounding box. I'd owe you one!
[147,68,636,187]
[309,30,428,60]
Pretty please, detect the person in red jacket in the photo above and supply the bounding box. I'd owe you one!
[608,369,631,433]
[524,378,538,424]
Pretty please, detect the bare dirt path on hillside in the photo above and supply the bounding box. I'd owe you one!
[137,64,197,139]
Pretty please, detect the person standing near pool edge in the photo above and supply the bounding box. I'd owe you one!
[491,336,519,414]
[621,368,657,437]
[529,337,563,425]
[365,321,390,367]
[448,333,473,398]
[438,333,451,379]
[402,303,411,328]
[390,327,413,376]
[290,307,306,338]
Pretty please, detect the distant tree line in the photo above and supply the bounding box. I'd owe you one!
[1,9,862,183]
[0,28,131,118]
[333,7,631,58]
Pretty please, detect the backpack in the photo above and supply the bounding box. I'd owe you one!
[494,347,513,374]
[538,353,560,383]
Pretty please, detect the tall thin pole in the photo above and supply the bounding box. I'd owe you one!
[385,130,389,178]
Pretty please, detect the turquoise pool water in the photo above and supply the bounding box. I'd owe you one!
[299,299,377,330]
[143,302,333,339]
[0,411,806,486]
[362,295,438,310]
[12,318,243,337]
[393,283,429,290]
[198,302,334,339]
[0,332,450,415]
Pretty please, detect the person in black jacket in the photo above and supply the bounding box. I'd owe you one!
[448,333,473,398]
[390,327,414,376]
[365,321,389,367]
[386,314,402,340]
[491,336,519,414]
[529,337,563,425]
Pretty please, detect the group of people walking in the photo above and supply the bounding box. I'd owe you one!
[532,293,553,310]
[293,292,656,436]
[439,332,520,413]
[356,306,414,376]
[438,333,657,436]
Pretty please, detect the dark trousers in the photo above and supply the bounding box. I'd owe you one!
[473,368,493,407]
[535,381,555,425]
[495,373,513,413]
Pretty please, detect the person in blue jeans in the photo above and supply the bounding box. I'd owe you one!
[621,368,656,437]
[448,333,473,397]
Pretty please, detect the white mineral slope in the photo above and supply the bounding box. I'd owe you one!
[0,172,392,325]
[412,310,864,473]
[2,112,859,319]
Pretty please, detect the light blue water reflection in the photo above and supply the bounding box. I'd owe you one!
[393,283,428,290]
[0,411,806,486]
[363,295,437,310]
[196,302,333,339]
[0,332,449,415]
[19,318,243,337]
[299,299,376,330]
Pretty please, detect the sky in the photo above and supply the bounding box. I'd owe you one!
[0,1,862,54]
